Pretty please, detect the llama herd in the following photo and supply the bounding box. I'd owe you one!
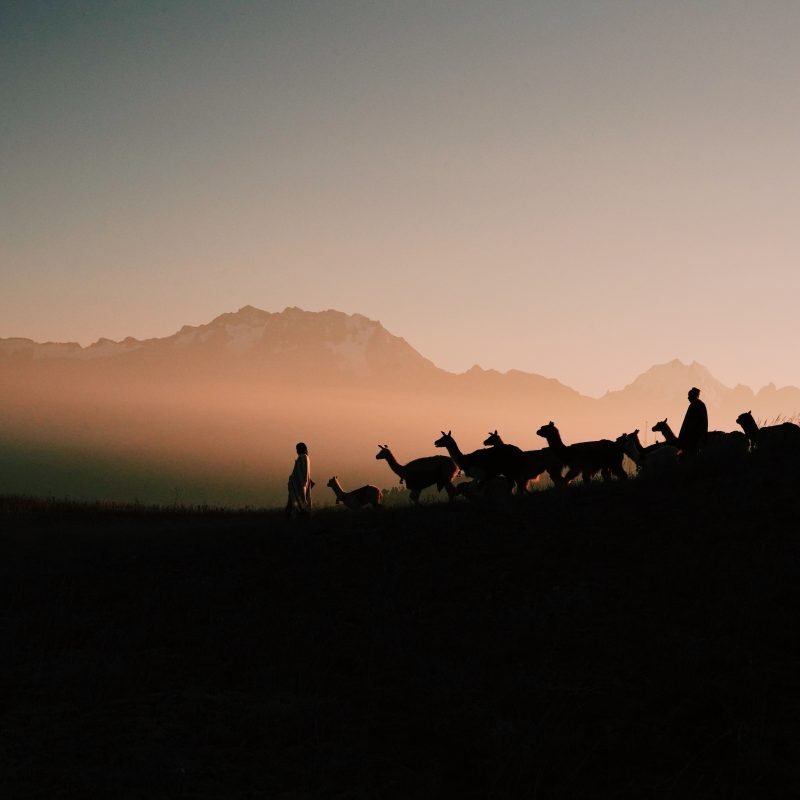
[324,411,800,510]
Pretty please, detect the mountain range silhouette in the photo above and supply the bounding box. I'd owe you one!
[2,305,795,394]
[1,306,798,506]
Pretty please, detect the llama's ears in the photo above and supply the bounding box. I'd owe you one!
[549,421,554,426]
[440,430,451,436]
[492,429,498,436]
[748,410,752,415]
[634,429,639,435]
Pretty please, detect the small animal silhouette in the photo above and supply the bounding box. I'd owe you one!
[326,476,382,509]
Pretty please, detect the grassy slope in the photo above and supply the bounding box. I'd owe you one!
[2,460,800,798]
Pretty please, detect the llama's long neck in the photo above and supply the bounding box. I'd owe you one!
[383,450,406,479]
[739,415,759,437]
[627,436,644,463]
[622,445,640,467]
[329,479,347,501]
[543,428,566,452]
[658,423,679,445]
[441,438,465,468]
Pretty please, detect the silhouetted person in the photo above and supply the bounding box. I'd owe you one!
[286,442,313,518]
[678,387,708,458]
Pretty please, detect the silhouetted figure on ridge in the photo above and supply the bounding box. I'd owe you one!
[678,387,708,458]
[286,442,313,518]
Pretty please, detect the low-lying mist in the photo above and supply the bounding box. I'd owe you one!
[4,374,578,507]
[1,357,773,507]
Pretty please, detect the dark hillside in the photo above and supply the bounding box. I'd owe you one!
[3,462,800,797]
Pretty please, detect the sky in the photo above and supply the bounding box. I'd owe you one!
[2,0,800,397]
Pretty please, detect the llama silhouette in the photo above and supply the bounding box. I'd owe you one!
[483,430,565,490]
[535,422,627,483]
[434,430,522,490]
[375,445,458,504]
[618,429,678,477]
[736,411,800,453]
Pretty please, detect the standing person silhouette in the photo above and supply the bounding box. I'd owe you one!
[286,442,313,518]
[678,387,708,458]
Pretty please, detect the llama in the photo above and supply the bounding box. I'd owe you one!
[651,419,680,447]
[735,411,800,453]
[375,445,458,504]
[326,476,383,509]
[483,430,565,490]
[535,422,627,483]
[482,430,506,447]
[434,430,523,488]
[618,430,678,477]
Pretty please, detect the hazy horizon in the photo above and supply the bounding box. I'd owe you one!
[4,2,800,397]
[3,298,797,507]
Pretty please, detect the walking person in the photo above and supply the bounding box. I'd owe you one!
[286,442,313,518]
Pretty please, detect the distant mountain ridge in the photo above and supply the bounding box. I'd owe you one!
[598,357,800,424]
[0,306,438,380]
[2,306,798,409]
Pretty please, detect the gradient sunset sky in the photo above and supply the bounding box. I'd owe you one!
[3,1,799,397]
